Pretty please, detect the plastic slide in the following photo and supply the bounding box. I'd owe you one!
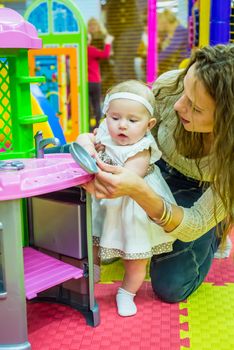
[31,84,66,145]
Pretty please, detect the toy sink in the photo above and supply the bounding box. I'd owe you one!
[0,153,93,201]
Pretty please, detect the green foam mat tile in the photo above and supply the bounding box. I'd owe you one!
[179,283,234,350]
[100,259,150,283]
[100,259,124,283]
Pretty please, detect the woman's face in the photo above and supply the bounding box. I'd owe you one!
[88,21,99,34]
[174,64,215,133]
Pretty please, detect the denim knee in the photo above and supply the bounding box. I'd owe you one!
[150,258,197,303]
[149,233,218,303]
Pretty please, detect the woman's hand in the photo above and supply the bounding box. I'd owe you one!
[81,159,138,198]
[93,159,141,199]
[104,34,114,45]
[81,180,96,195]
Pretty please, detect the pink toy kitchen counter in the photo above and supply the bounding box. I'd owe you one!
[0,154,93,200]
[0,154,99,350]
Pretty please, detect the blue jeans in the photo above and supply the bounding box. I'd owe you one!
[150,159,220,302]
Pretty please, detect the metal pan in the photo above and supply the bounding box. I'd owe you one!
[70,142,98,174]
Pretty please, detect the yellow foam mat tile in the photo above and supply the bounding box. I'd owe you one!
[179,283,234,350]
[100,259,150,283]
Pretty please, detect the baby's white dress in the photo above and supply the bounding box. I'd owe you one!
[92,120,176,260]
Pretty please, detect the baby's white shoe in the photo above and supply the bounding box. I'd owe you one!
[116,287,137,317]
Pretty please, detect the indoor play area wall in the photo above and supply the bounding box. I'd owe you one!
[1,0,234,147]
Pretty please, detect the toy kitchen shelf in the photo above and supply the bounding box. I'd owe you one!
[23,247,83,300]
[0,154,100,350]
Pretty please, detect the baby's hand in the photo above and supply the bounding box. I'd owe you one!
[82,142,105,159]
[76,133,97,158]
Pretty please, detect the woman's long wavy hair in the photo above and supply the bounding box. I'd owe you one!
[154,44,234,241]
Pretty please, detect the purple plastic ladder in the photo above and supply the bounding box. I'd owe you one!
[23,247,83,300]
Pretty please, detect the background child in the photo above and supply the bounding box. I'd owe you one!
[77,80,176,317]
[87,28,114,130]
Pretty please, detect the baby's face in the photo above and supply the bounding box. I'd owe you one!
[106,99,153,146]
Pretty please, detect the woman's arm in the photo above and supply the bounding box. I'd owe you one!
[94,160,184,232]
[169,187,226,241]
[88,44,111,59]
[88,35,114,59]
[93,161,226,241]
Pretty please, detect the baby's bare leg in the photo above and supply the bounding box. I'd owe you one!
[116,259,148,317]
[122,259,148,293]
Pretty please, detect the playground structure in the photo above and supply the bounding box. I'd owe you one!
[24,0,89,139]
[31,83,66,145]
[188,0,232,49]
[0,11,47,159]
[29,46,78,142]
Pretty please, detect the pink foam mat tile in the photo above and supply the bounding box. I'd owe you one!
[205,232,234,286]
[205,257,234,285]
[28,281,183,350]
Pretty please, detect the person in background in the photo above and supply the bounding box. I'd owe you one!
[77,80,176,317]
[87,18,115,99]
[157,9,189,76]
[88,17,107,45]
[135,23,148,81]
[87,24,114,130]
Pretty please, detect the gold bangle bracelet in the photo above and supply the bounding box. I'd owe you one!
[150,199,173,227]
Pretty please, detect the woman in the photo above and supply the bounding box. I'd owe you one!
[87,17,115,95]
[157,9,189,75]
[82,44,234,302]
[87,31,113,129]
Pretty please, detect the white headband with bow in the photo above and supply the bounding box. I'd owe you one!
[102,92,154,116]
